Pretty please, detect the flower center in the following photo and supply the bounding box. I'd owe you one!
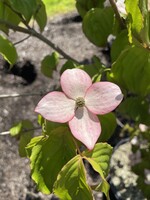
[76,97,85,107]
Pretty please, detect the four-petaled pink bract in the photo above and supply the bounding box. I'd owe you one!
[35,68,123,150]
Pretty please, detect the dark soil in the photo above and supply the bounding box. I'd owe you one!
[0,11,108,200]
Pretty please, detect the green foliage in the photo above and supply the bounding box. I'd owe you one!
[10,120,34,157]
[9,0,37,23]
[76,0,105,18]
[83,143,113,178]
[2,0,150,198]
[38,115,66,135]
[118,97,150,125]
[0,35,18,64]
[54,155,93,200]
[0,1,21,34]
[60,56,107,82]
[111,30,130,62]
[82,7,114,47]
[84,142,113,199]
[26,127,76,194]
[131,131,150,199]
[110,45,150,96]
[10,121,22,137]
[41,52,59,78]
[34,0,47,32]
[125,0,143,41]
[79,56,108,82]
[60,60,78,74]
[98,113,117,142]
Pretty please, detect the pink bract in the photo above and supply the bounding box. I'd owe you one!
[35,68,123,150]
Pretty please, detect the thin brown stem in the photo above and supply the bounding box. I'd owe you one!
[72,138,83,156]
[0,92,45,99]
[13,35,31,45]
[109,0,125,29]
[0,19,80,64]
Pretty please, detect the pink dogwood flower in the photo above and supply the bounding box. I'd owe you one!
[35,69,123,150]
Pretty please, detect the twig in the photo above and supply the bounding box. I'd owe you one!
[0,127,41,136]
[13,35,31,45]
[116,118,124,128]
[72,137,83,156]
[109,0,125,29]
[0,19,80,64]
[0,131,10,136]
[0,92,45,99]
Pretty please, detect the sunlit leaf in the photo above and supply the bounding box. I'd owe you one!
[83,143,113,177]
[125,0,143,40]
[54,155,93,200]
[84,157,110,200]
[0,1,21,34]
[82,7,114,47]
[26,127,76,194]
[10,122,22,137]
[76,0,105,18]
[111,45,150,96]
[0,35,17,64]
[26,135,44,157]
[9,0,37,22]
[34,0,47,32]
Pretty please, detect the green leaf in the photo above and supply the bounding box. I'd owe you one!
[18,120,34,157]
[78,56,106,82]
[60,60,77,75]
[82,7,114,47]
[9,0,37,22]
[37,114,44,126]
[118,97,150,125]
[41,52,59,78]
[98,113,117,142]
[83,143,112,199]
[54,155,93,200]
[76,0,105,18]
[10,122,22,137]
[34,0,47,32]
[10,120,34,157]
[26,126,76,194]
[125,0,143,39]
[84,156,110,200]
[0,1,21,34]
[111,30,130,62]
[26,135,44,157]
[37,115,65,136]
[44,120,66,135]
[83,143,113,177]
[0,35,17,64]
[111,45,150,96]
[138,0,150,45]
